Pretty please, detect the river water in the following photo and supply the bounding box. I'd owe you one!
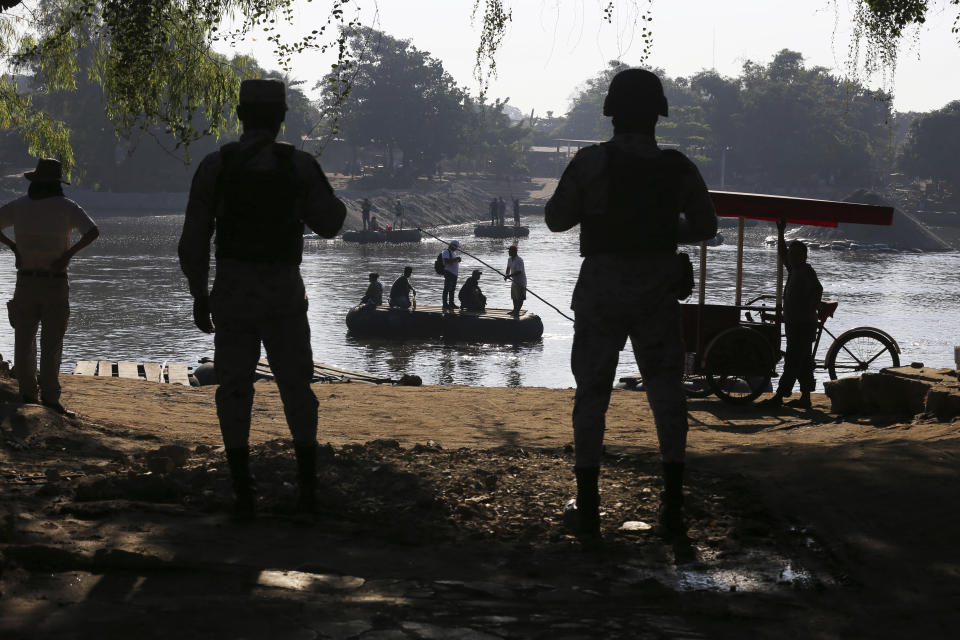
[0,214,957,388]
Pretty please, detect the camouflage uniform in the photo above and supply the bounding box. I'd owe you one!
[545,133,716,469]
[179,129,345,449]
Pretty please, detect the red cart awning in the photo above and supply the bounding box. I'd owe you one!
[709,191,894,228]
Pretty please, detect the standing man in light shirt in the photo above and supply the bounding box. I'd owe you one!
[504,244,526,316]
[441,240,462,310]
[0,158,99,417]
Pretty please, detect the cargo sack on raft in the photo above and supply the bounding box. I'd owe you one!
[675,252,694,300]
[434,252,446,276]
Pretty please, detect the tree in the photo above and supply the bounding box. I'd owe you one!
[319,26,470,181]
[898,101,960,202]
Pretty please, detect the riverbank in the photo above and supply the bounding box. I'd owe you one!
[2,373,958,638]
[1,167,556,229]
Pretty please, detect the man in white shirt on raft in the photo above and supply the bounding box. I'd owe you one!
[505,244,526,316]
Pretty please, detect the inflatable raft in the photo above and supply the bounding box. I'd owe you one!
[341,229,422,243]
[345,304,543,342]
[473,225,530,238]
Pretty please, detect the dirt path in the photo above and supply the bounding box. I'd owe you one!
[2,374,959,638]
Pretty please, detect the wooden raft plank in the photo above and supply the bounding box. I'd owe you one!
[73,361,97,375]
[143,362,163,383]
[117,361,140,380]
[166,363,190,386]
[97,361,114,377]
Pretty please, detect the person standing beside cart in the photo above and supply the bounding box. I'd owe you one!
[755,219,822,410]
[545,68,716,543]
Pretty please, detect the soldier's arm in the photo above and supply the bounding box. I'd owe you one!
[545,150,591,232]
[676,158,717,244]
[298,154,346,238]
[178,155,219,298]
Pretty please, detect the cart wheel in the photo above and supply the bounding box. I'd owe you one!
[825,328,900,380]
[702,327,775,404]
[620,374,712,397]
[682,374,712,398]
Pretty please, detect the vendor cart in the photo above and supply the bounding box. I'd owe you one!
[680,191,901,404]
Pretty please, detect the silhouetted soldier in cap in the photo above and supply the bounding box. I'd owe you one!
[546,68,717,542]
[179,78,346,520]
[0,158,99,418]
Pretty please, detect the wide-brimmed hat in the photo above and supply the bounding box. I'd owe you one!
[24,158,69,184]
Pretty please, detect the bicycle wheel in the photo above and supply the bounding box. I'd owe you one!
[702,327,775,404]
[825,328,900,380]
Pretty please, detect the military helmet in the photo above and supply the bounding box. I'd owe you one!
[602,68,668,118]
[238,79,287,108]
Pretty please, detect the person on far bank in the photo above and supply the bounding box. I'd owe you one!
[497,196,506,226]
[360,272,383,306]
[512,196,521,226]
[489,198,498,226]
[0,158,99,418]
[458,269,486,311]
[361,197,372,231]
[545,68,716,544]
[179,78,346,520]
[441,240,462,310]
[504,244,526,316]
[390,266,416,309]
[756,219,822,410]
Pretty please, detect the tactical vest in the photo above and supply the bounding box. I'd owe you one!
[214,140,304,265]
[579,145,690,257]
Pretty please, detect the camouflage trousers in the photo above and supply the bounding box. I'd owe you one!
[209,262,318,448]
[570,255,689,468]
[212,310,319,449]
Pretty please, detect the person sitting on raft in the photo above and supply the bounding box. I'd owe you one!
[458,269,486,311]
[390,266,416,309]
[368,215,381,231]
[360,272,383,306]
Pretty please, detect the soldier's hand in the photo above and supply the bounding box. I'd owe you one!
[193,297,215,334]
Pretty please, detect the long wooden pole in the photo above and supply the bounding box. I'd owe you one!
[418,227,575,322]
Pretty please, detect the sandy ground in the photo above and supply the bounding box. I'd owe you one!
[2,373,960,639]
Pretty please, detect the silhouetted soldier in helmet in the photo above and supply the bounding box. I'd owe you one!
[179,78,346,520]
[545,68,717,543]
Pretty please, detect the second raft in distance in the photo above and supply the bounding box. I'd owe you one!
[473,225,530,238]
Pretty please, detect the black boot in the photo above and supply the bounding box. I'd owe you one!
[564,466,600,540]
[658,461,685,540]
[225,447,255,521]
[294,443,317,514]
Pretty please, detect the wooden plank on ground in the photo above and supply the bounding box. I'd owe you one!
[166,363,190,386]
[117,361,140,380]
[143,362,163,383]
[73,361,97,376]
[97,361,114,377]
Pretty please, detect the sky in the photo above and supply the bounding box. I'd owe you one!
[221,0,960,116]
